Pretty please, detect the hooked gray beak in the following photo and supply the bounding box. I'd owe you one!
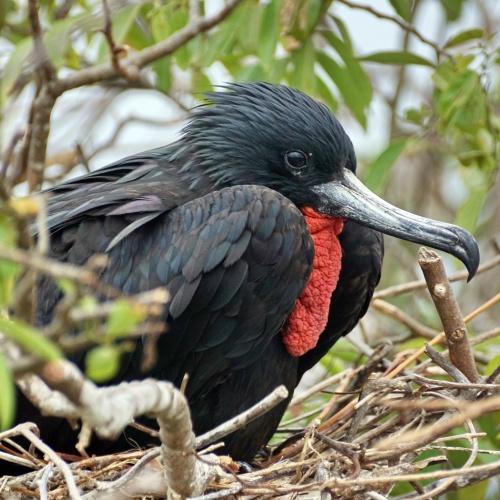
[312,169,480,280]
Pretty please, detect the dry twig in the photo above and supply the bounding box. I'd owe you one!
[418,247,479,382]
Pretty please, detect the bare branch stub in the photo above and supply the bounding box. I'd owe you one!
[418,247,480,383]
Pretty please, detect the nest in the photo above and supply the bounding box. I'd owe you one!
[1,253,499,498]
[1,335,499,499]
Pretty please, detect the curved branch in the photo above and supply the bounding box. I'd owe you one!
[56,0,244,93]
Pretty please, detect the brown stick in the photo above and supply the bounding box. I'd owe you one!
[418,247,479,382]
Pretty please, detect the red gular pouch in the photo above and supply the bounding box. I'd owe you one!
[282,207,345,357]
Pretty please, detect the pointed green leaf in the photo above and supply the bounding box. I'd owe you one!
[289,39,316,93]
[360,51,435,67]
[455,181,488,232]
[317,51,368,127]
[204,23,237,67]
[0,317,62,361]
[0,214,19,307]
[315,75,337,111]
[1,37,32,103]
[153,57,172,93]
[192,70,212,96]
[234,1,262,53]
[323,32,372,102]
[258,0,282,70]
[444,28,484,49]
[0,351,15,430]
[111,3,144,44]
[329,15,353,50]
[236,62,267,82]
[441,0,465,21]
[363,139,408,193]
[389,0,412,21]
[97,3,145,62]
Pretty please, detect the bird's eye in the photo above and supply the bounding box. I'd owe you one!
[284,150,309,173]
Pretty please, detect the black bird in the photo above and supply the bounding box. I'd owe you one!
[15,83,479,463]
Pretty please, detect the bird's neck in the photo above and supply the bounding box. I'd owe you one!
[282,208,344,357]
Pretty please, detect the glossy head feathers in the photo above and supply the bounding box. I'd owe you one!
[175,82,356,205]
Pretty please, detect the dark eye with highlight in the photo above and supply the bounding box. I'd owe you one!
[284,150,309,172]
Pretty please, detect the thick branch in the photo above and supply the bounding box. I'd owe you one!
[418,247,479,382]
[35,360,210,497]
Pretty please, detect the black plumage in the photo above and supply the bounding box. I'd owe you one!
[13,83,478,466]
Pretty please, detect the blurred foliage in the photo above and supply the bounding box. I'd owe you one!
[0,0,499,495]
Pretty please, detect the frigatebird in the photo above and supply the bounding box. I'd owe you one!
[15,82,479,463]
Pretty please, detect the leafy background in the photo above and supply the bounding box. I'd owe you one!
[0,0,499,497]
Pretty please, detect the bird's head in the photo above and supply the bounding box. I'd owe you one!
[180,82,479,278]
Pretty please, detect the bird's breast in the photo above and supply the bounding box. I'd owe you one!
[282,208,344,357]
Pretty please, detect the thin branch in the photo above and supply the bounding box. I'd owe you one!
[20,424,81,499]
[336,0,448,59]
[424,345,471,385]
[373,254,500,299]
[406,373,500,391]
[372,395,500,460]
[0,244,118,297]
[290,369,356,408]
[56,0,244,93]
[99,0,140,83]
[28,0,56,81]
[385,293,500,379]
[195,385,289,449]
[38,462,54,500]
[372,299,438,339]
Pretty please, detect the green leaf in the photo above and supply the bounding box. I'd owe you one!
[1,36,32,103]
[258,0,282,70]
[0,351,15,430]
[299,0,323,35]
[289,39,316,94]
[106,300,143,339]
[150,2,188,42]
[363,139,408,193]
[97,3,144,62]
[389,0,412,21]
[323,32,372,100]
[152,57,172,93]
[315,75,337,111]
[234,1,262,53]
[444,28,484,48]
[329,15,353,50]
[0,214,19,307]
[111,3,144,44]
[454,180,488,233]
[441,0,465,21]
[85,345,121,382]
[236,62,267,82]
[0,258,19,307]
[360,51,435,67]
[203,23,237,67]
[192,70,212,95]
[317,51,368,127]
[57,278,77,297]
[0,317,62,361]
[44,14,92,68]
[486,355,500,376]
